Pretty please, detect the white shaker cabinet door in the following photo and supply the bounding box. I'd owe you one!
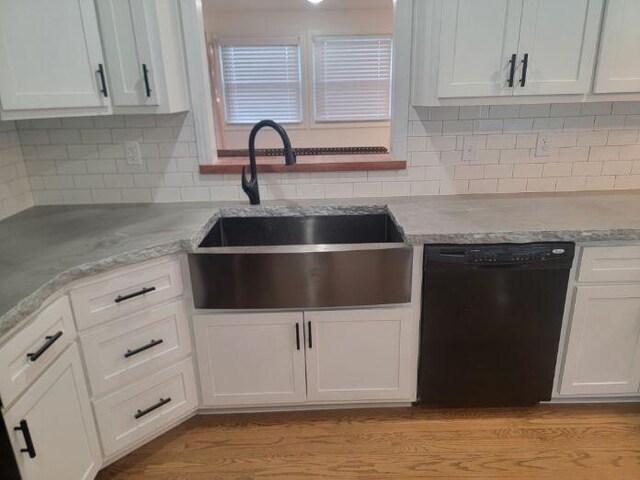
[0,0,110,111]
[516,0,603,95]
[594,0,640,93]
[194,312,307,407]
[304,307,415,403]
[560,285,640,396]
[437,0,522,98]
[96,0,159,106]
[3,344,102,480]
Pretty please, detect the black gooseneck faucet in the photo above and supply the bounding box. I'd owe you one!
[241,120,297,205]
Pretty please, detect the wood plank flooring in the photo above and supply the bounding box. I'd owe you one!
[97,404,640,479]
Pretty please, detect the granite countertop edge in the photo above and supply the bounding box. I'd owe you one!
[4,192,640,343]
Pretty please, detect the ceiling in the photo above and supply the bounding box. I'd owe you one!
[206,0,393,12]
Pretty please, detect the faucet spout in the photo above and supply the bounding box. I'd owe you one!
[241,120,296,205]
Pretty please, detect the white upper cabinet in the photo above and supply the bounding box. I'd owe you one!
[594,0,640,93]
[437,0,523,98]
[96,0,189,113]
[516,0,603,95]
[0,0,111,119]
[413,0,606,104]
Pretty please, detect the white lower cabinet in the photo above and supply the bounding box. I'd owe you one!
[560,285,640,396]
[3,344,101,480]
[195,307,416,407]
[93,357,198,457]
[305,308,414,402]
[194,312,307,407]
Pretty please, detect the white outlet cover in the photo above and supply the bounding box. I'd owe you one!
[125,141,142,166]
[462,137,477,162]
[536,135,552,157]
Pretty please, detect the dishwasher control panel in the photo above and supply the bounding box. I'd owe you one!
[427,243,575,267]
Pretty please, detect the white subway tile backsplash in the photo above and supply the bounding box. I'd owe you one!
[577,131,608,147]
[468,178,497,194]
[428,106,459,120]
[572,162,602,176]
[11,102,640,207]
[594,115,626,130]
[489,105,519,119]
[580,102,612,116]
[556,176,586,191]
[602,161,632,176]
[498,177,527,193]
[585,175,615,190]
[550,103,581,117]
[519,104,551,118]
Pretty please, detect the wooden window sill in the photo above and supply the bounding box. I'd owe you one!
[199,154,406,174]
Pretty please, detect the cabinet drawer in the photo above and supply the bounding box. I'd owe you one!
[70,258,183,331]
[579,246,640,283]
[93,357,197,457]
[81,300,192,397]
[0,296,76,407]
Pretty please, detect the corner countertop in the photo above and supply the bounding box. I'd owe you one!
[3,190,640,342]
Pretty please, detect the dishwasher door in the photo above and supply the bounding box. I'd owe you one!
[419,243,575,407]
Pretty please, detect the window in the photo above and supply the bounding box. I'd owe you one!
[219,41,302,124]
[312,35,393,122]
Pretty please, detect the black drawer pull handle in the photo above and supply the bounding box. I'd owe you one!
[507,53,517,87]
[520,53,529,87]
[295,323,300,351]
[26,331,63,362]
[97,63,108,97]
[308,321,312,349]
[124,339,164,359]
[14,420,36,458]
[135,397,171,419]
[142,64,152,97]
[115,286,156,304]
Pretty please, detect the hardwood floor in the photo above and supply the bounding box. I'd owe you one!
[97,404,640,479]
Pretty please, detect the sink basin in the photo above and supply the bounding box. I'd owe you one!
[188,212,413,310]
[198,214,404,247]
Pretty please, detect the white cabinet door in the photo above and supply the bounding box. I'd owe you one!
[304,307,415,402]
[0,0,109,111]
[438,0,523,98]
[516,0,603,95]
[594,0,640,93]
[560,285,640,396]
[4,344,102,480]
[194,312,307,407]
[96,0,160,106]
[95,0,188,113]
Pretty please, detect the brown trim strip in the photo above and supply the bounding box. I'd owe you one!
[199,154,406,174]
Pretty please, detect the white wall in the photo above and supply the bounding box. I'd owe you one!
[12,101,640,204]
[204,2,393,150]
[0,121,33,220]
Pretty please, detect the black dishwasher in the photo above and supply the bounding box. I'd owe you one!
[419,243,575,407]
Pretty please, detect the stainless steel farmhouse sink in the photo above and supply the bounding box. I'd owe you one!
[188,211,413,310]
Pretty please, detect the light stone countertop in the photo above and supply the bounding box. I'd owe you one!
[2,190,640,342]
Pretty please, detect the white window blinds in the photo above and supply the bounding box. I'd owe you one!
[313,36,392,122]
[220,43,302,124]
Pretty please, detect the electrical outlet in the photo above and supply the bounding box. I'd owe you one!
[536,134,552,157]
[462,137,477,162]
[125,141,142,166]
